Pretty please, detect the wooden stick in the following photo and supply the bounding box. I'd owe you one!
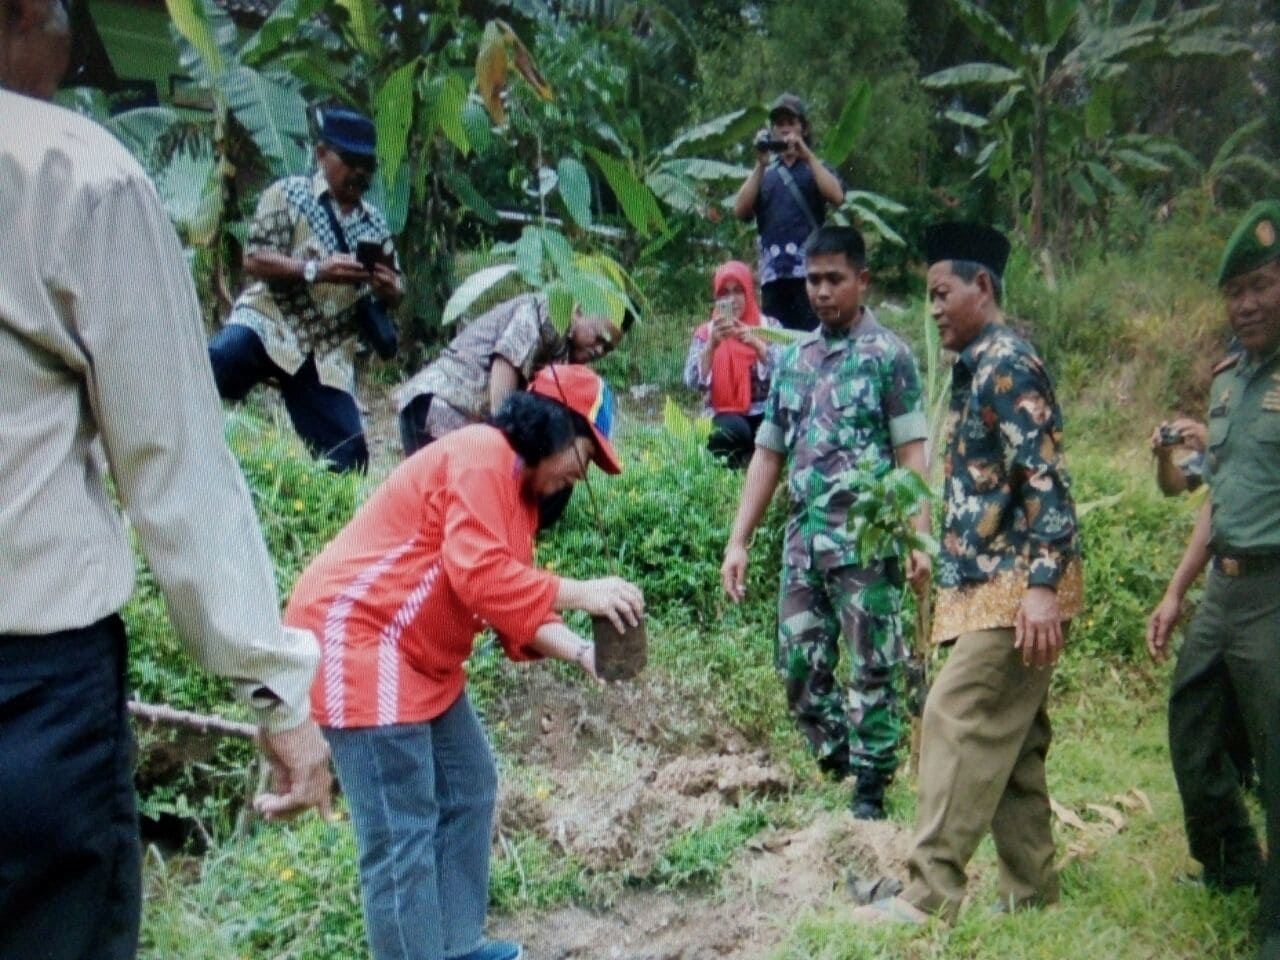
[127,700,257,740]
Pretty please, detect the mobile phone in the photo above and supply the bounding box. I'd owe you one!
[714,296,740,324]
[356,239,392,272]
[1159,425,1182,447]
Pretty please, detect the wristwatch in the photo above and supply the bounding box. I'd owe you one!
[302,258,319,284]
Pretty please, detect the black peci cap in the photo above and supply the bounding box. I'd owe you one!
[924,222,1011,277]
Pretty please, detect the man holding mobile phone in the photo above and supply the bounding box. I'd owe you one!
[208,106,403,473]
[733,93,845,332]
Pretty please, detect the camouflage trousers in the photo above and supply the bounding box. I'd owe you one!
[776,558,906,779]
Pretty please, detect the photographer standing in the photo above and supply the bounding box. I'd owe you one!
[209,107,403,473]
[734,93,845,332]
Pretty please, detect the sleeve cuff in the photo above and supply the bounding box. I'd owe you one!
[238,626,320,733]
[889,411,929,448]
[755,421,786,453]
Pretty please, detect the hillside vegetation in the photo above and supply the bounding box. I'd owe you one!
[129,205,1265,958]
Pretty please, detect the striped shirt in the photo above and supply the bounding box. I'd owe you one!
[286,426,559,728]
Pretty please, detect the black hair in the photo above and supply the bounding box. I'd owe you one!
[948,259,1004,306]
[804,225,867,270]
[491,391,594,466]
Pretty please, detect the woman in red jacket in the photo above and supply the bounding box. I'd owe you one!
[286,365,643,960]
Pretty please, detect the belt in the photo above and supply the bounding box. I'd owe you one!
[1211,553,1280,577]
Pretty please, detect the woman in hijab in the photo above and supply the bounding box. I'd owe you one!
[286,365,643,960]
[683,260,781,466]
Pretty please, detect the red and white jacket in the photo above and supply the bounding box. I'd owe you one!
[286,426,559,728]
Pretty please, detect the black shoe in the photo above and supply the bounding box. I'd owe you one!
[818,755,852,782]
[851,770,888,820]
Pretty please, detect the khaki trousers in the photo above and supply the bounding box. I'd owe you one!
[902,627,1059,920]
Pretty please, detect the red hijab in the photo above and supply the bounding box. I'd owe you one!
[695,261,763,415]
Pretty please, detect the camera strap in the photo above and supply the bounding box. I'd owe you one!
[317,193,354,255]
[774,162,821,233]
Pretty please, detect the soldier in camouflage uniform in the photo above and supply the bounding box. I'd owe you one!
[722,225,931,820]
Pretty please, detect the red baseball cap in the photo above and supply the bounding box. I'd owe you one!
[529,365,623,475]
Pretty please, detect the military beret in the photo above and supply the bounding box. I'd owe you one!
[1217,199,1280,288]
[923,221,1011,278]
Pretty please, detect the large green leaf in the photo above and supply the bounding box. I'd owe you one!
[922,62,1022,90]
[1164,5,1222,34]
[645,170,702,215]
[1067,169,1097,206]
[423,74,471,155]
[441,168,499,226]
[334,0,379,57]
[165,0,232,83]
[822,80,872,168]
[1211,118,1267,169]
[943,109,990,130]
[843,190,907,215]
[1084,83,1112,139]
[655,158,751,183]
[658,107,767,160]
[586,147,667,237]
[989,87,1024,122]
[1112,148,1170,175]
[843,203,904,246]
[1086,161,1128,197]
[557,156,593,228]
[108,107,186,164]
[951,0,1026,68]
[1166,32,1252,60]
[461,100,495,155]
[239,0,327,66]
[375,59,420,189]
[222,66,310,176]
[515,228,544,286]
[442,264,519,325]
[1045,0,1080,47]
[271,52,352,102]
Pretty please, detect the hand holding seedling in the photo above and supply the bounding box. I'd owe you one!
[574,576,645,633]
[254,719,333,821]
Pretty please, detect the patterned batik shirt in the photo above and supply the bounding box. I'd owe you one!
[227,170,396,392]
[756,308,928,572]
[395,293,568,421]
[931,322,1083,643]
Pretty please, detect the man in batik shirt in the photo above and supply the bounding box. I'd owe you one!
[856,221,1082,925]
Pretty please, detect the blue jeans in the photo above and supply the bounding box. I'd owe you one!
[325,694,498,960]
[209,323,368,472]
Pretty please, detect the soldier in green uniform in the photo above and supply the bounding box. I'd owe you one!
[721,225,931,820]
[1147,202,1280,945]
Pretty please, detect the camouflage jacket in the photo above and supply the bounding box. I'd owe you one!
[938,322,1079,590]
[756,309,927,570]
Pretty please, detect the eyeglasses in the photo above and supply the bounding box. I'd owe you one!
[337,149,377,173]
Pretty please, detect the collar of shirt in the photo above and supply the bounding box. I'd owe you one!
[1238,344,1280,378]
[955,321,1003,376]
[310,169,374,224]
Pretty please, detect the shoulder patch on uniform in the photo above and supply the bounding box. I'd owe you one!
[1211,353,1241,375]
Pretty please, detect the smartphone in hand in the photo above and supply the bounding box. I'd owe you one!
[356,239,395,273]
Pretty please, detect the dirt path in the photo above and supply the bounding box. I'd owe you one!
[480,671,912,960]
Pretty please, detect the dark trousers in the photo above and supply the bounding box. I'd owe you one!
[761,277,818,332]
[209,323,368,473]
[1168,567,1280,891]
[0,616,140,960]
[707,413,762,468]
[399,393,435,458]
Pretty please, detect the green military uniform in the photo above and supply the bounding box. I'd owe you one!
[755,307,927,781]
[1168,203,1280,920]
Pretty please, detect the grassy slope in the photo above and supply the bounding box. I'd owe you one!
[137,208,1264,958]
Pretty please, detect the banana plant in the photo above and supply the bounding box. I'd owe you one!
[922,0,1251,248]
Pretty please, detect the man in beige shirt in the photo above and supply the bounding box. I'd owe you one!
[0,3,330,957]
